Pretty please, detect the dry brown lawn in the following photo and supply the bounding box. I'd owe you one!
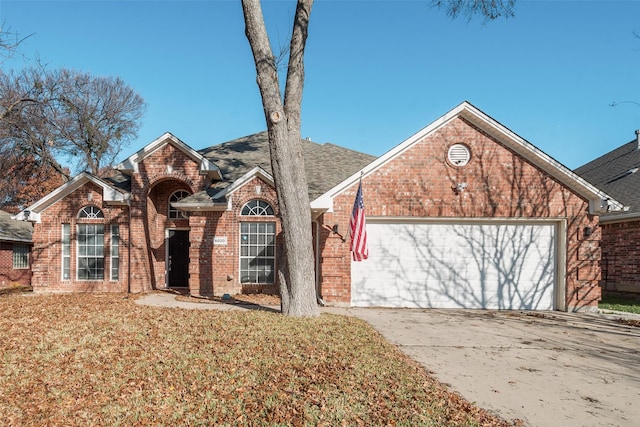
[0,293,516,426]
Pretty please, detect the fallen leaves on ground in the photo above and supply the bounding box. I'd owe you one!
[0,293,517,426]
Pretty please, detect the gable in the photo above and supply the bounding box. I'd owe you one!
[18,172,127,223]
[117,132,222,180]
[312,101,622,216]
[172,167,274,212]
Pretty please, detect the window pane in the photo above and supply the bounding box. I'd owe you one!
[62,224,71,280]
[111,258,119,281]
[169,190,190,219]
[239,221,276,285]
[12,244,28,269]
[77,222,105,280]
[63,258,70,280]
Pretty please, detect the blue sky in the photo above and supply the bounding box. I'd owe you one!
[1,0,639,170]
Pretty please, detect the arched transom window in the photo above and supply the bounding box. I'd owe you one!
[78,206,104,219]
[241,200,274,216]
[169,190,191,219]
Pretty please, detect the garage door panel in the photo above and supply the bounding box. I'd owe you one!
[351,222,556,310]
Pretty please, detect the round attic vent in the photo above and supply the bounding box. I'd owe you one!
[447,144,471,167]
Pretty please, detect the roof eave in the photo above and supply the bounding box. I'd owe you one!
[211,166,274,200]
[598,210,640,224]
[20,172,129,222]
[457,103,624,214]
[313,102,623,216]
[0,236,32,244]
[116,132,223,180]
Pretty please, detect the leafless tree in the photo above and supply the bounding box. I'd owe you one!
[0,67,146,178]
[0,24,31,61]
[241,0,516,317]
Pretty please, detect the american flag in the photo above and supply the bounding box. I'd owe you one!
[350,179,368,261]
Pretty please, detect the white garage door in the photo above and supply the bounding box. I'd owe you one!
[351,221,557,310]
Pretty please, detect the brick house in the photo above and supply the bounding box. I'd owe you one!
[20,102,619,311]
[0,210,32,288]
[575,131,640,293]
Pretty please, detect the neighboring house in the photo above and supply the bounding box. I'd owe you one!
[19,102,619,311]
[575,131,640,293]
[0,210,32,288]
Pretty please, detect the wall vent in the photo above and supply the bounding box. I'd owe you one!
[447,144,471,167]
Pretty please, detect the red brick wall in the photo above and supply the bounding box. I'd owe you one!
[599,220,640,293]
[30,142,211,293]
[317,117,601,311]
[31,182,129,292]
[188,176,281,297]
[0,242,32,288]
[127,143,210,293]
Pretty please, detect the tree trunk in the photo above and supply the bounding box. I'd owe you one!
[242,0,319,317]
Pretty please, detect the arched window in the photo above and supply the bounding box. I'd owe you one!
[169,190,191,219]
[78,206,104,219]
[76,206,106,280]
[241,200,274,216]
[240,200,275,285]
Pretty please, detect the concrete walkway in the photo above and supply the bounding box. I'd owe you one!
[136,293,640,427]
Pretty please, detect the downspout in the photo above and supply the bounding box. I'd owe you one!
[127,198,132,294]
[313,220,326,306]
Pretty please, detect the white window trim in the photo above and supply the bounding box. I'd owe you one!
[76,223,105,281]
[12,244,29,269]
[110,224,119,281]
[62,224,71,281]
[239,221,276,285]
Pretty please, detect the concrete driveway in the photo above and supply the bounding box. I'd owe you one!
[339,308,640,427]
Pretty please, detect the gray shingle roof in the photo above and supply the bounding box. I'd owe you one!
[198,131,376,201]
[575,138,640,216]
[0,210,32,243]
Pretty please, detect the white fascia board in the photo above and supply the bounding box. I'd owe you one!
[116,132,222,180]
[115,132,175,172]
[11,210,40,223]
[311,101,623,215]
[311,103,464,210]
[211,166,274,200]
[25,172,128,215]
[199,159,223,180]
[458,102,624,214]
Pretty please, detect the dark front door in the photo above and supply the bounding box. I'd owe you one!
[167,230,189,288]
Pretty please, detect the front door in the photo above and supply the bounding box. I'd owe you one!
[167,229,189,288]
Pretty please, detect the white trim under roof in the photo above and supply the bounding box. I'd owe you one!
[116,132,222,180]
[17,172,129,223]
[210,166,274,200]
[311,101,623,216]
